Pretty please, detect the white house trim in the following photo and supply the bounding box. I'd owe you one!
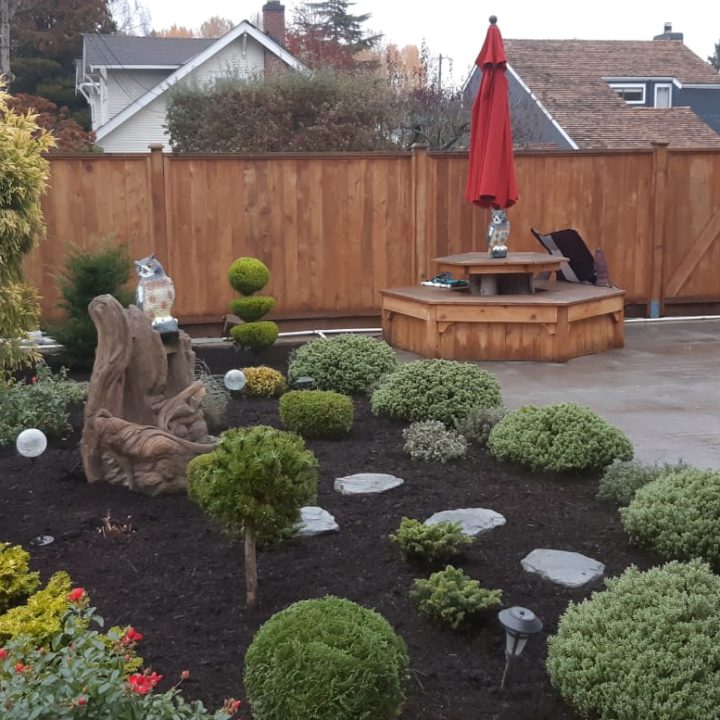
[506,62,580,150]
[95,21,307,141]
[603,76,682,89]
[654,83,673,107]
[683,83,720,89]
[90,64,181,70]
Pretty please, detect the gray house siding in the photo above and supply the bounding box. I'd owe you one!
[678,88,720,134]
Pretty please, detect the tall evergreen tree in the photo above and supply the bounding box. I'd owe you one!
[709,40,720,71]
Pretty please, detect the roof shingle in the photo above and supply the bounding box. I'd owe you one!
[84,35,215,68]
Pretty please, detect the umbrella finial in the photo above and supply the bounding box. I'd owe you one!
[489,15,498,24]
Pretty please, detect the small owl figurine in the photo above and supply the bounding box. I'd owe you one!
[134,253,178,333]
[487,209,510,258]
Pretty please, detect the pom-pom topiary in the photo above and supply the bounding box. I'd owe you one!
[230,296,276,322]
[0,543,40,614]
[287,335,397,395]
[547,560,720,720]
[228,257,270,296]
[620,467,720,565]
[410,566,502,630]
[597,459,688,507]
[279,390,353,438]
[244,596,409,720]
[389,518,473,563]
[243,366,287,397]
[402,420,467,462]
[371,359,502,426]
[230,321,279,351]
[187,426,317,607]
[488,403,633,473]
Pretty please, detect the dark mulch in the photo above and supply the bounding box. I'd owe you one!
[0,344,657,720]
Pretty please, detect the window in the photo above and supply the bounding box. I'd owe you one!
[609,84,646,104]
[654,84,672,108]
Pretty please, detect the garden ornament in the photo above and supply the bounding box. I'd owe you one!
[16,428,47,458]
[498,606,543,688]
[81,295,215,496]
[487,209,510,259]
[224,369,247,391]
[134,253,179,335]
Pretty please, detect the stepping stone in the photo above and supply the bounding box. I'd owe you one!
[296,507,339,537]
[334,473,404,495]
[521,549,605,588]
[424,508,506,536]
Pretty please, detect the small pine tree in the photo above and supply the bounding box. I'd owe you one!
[0,87,54,375]
[50,241,134,369]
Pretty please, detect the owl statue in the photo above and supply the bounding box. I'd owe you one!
[134,254,179,334]
[487,208,510,259]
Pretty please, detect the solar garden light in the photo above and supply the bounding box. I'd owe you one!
[292,376,316,390]
[16,428,47,460]
[498,606,543,689]
[224,369,247,391]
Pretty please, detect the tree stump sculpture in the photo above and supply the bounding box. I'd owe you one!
[80,295,215,496]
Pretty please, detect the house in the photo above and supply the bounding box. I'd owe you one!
[76,1,305,153]
[464,24,720,149]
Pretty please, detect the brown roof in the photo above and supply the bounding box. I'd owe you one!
[504,39,720,149]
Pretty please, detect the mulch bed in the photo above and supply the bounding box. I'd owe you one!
[0,344,658,720]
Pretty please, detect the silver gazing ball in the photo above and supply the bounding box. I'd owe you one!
[16,428,48,458]
[224,369,247,391]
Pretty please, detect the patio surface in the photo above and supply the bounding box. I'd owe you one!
[396,318,720,470]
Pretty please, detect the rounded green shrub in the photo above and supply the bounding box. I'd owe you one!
[230,295,276,322]
[402,420,467,462]
[244,596,409,720]
[371,359,502,426]
[410,566,502,630]
[598,459,688,507]
[243,366,287,397]
[287,335,397,395]
[454,406,507,447]
[187,425,318,542]
[389,518,473,563]
[0,543,40,614]
[547,560,720,720]
[279,390,353,438]
[228,257,270,295]
[620,467,720,564]
[230,320,279,351]
[488,402,633,473]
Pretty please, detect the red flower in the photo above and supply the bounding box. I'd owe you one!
[122,627,143,645]
[14,662,30,673]
[223,698,242,714]
[68,588,86,603]
[31,376,37,384]
[74,698,87,706]
[0,648,7,660]
[127,671,163,695]
[181,669,190,680]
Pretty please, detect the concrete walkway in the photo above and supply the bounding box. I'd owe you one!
[397,319,720,470]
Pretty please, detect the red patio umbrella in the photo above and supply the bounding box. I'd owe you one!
[465,16,518,210]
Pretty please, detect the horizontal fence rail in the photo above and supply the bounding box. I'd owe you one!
[27,144,720,324]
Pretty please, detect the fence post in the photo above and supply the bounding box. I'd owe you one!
[148,144,169,262]
[649,140,669,318]
[411,143,430,283]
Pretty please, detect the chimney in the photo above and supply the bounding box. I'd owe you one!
[653,22,684,41]
[262,1,285,44]
[262,1,287,77]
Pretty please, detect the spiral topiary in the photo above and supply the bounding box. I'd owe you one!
[488,402,633,473]
[371,359,502,426]
[244,596,409,720]
[227,257,278,351]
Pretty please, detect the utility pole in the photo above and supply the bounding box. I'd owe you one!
[0,0,19,80]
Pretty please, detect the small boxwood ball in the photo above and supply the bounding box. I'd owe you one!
[242,366,287,397]
[230,321,279,351]
[229,295,275,322]
[228,257,270,295]
[279,390,353,438]
[244,596,409,720]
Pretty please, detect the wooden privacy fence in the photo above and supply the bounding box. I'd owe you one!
[28,143,720,324]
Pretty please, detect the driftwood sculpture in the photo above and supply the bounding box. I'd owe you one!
[80,295,215,496]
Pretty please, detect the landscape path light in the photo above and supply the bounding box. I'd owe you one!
[498,606,543,689]
[16,428,47,459]
[224,369,247,391]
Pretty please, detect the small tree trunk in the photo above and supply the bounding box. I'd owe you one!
[244,522,258,609]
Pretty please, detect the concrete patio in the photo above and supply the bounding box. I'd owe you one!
[397,318,720,470]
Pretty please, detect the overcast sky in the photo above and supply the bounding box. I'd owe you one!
[145,0,720,86]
